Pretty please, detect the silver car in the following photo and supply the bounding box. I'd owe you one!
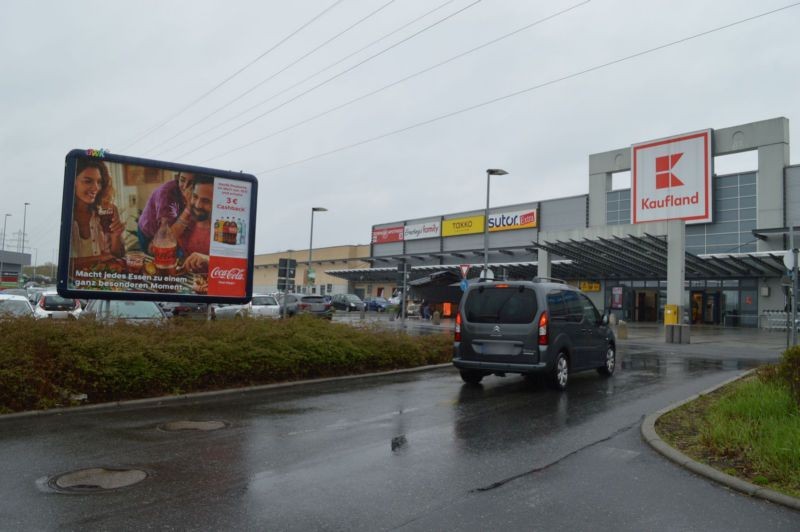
[81,300,167,324]
[0,294,35,318]
[213,294,281,319]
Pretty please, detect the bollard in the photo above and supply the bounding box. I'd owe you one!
[432,311,441,325]
[617,320,628,339]
[360,305,366,320]
[665,324,674,343]
[679,324,691,344]
[609,313,618,326]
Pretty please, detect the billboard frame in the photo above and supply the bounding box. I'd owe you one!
[57,149,258,304]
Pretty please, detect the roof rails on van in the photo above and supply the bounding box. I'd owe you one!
[532,277,566,284]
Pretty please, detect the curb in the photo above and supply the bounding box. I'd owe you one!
[641,370,800,512]
[0,363,453,421]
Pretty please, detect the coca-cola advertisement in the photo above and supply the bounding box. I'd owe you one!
[57,149,257,303]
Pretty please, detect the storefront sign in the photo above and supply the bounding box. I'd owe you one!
[611,286,623,309]
[57,149,257,303]
[488,208,537,232]
[632,129,713,224]
[579,281,601,292]
[404,220,441,240]
[371,225,404,244]
[442,215,484,237]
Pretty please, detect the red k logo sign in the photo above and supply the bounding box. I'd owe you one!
[655,153,684,189]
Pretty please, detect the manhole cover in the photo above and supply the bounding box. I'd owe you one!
[159,420,227,432]
[51,468,147,492]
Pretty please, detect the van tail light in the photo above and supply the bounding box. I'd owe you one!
[455,311,462,342]
[39,299,46,309]
[538,311,549,345]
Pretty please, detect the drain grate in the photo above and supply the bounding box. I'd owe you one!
[159,420,227,432]
[50,468,147,492]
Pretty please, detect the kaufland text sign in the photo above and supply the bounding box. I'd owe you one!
[631,129,713,224]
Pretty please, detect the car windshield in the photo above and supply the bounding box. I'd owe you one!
[346,295,362,302]
[102,301,163,319]
[464,285,538,324]
[43,295,77,309]
[0,299,32,317]
[252,296,277,306]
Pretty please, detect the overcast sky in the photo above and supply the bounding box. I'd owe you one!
[2,0,799,263]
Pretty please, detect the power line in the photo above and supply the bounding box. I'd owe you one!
[199,0,592,164]
[255,1,800,175]
[119,0,346,153]
[174,0,481,160]
[155,0,460,159]
[145,0,398,158]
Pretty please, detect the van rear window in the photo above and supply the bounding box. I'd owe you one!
[464,286,538,324]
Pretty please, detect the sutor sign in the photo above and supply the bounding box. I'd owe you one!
[488,208,537,232]
[632,129,713,224]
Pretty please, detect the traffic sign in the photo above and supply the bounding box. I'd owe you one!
[460,279,468,292]
[459,264,470,278]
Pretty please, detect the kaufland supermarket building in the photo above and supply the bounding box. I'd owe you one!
[329,116,800,327]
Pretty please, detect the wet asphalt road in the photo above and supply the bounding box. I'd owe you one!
[0,326,798,531]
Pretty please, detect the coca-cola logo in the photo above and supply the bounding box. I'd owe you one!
[210,267,245,281]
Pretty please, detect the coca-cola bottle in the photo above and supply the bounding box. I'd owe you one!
[151,217,177,276]
[214,218,223,243]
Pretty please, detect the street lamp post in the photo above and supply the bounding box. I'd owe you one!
[483,169,508,280]
[21,202,29,256]
[0,213,11,284]
[308,207,327,293]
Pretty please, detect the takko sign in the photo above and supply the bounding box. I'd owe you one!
[442,215,484,237]
[371,225,404,244]
[632,129,713,224]
[488,209,537,232]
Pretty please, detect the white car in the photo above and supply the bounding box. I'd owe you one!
[0,293,35,318]
[33,290,82,320]
[213,294,281,319]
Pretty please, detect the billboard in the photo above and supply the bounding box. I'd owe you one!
[57,149,257,303]
[631,129,713,224]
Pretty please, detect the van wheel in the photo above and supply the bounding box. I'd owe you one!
[549,353,569,391]
[598,345,616,376]
[460,370,484,385]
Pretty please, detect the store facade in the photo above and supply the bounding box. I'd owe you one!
[328,117,796,326]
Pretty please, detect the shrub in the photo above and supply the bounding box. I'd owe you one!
[779,345,800,405]
[0,316,452,413]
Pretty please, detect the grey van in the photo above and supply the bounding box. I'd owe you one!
[452,279,616,390]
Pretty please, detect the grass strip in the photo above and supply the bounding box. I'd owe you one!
[656,371,800,498]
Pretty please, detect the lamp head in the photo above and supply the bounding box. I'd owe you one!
[312,207,328,212]
[486,169,508,176]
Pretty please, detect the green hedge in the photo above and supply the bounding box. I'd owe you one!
[0,317,452,413]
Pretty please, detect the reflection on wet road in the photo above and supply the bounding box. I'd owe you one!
[0,337,797,530]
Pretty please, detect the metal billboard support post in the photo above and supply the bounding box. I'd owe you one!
[794,231,798,347]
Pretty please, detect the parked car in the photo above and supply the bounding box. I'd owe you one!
[0,288,28,298]
[277,293,333,319]
[331,293,364,312]
[453,279,615,390]
[364,296,389,312]
[81,299,167,324]
[27,285,55,305]
[213,294,281,319]
[33,291,82,320]
[0,294,35,318]
[159,302,210,320]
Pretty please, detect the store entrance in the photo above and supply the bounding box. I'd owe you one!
[634,290,658,322]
